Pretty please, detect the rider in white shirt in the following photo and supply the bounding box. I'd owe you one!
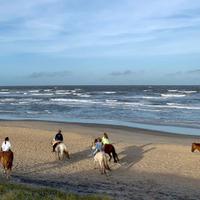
[1,137,11,152]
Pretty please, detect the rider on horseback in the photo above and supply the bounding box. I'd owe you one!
[93,137,103,156]
[52,129,63,152]
[1,137,11,152]
[102,133,110,145]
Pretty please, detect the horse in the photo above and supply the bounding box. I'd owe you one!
[52,140,70,160]
[55,143,70,160]
[191,143,200,152]
[0,151,14,179]
[93,151,111,174]
[94,138,119,163]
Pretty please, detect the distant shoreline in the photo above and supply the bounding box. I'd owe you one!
[0,118,199,138]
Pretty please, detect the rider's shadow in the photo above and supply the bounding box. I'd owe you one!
[118,143,155,169]
[20,148,92,175]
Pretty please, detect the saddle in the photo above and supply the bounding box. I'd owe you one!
[52,139,62,146]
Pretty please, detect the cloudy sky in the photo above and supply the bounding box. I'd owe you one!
[0,0,200,85]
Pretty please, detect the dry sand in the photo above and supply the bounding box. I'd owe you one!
[0,120,200,200]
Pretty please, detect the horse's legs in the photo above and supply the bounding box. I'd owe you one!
[64,149,70,159]
[58,152,61,160]
[108,153,112,162]
[94,160,98,169]
[6,169,11,179]
[99,162,103,174]
[112,147,119,163]
[99,159,106,174]
[60,152,64,160]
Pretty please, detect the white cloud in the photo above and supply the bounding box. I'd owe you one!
[0,0,200,56]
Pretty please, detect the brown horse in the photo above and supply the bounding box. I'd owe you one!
[191,143,200,152]
[94,138,119,163]
[0,151,14,179]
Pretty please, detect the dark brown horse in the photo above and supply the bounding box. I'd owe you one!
[0,151,14,179]
[94,138,119,163]
[191,143,200,152]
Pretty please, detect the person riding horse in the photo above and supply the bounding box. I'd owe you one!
[1,137,11,152]
[102,133,110,145]
[0,137,14,179]
[93,133,119,163]
[52,130,63,152]
[93,137,103,156]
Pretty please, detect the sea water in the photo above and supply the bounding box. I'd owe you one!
[0,85,199,135]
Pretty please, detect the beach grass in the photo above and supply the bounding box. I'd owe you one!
[0,182,110,200]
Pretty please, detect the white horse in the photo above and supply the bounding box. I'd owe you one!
[52,140,70,160]
[94,151,110,174]
[92,144,110,174]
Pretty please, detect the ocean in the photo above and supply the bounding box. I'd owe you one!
[0,85,199,135]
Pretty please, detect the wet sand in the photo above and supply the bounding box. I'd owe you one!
[0,120,200,200]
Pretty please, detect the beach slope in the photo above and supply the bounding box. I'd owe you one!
[0,120,200,200]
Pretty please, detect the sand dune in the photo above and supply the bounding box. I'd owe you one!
[0,120,200,199]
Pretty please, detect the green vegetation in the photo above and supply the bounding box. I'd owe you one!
[0,182,110,200]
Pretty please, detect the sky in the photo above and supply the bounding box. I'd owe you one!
[0,0,200,85]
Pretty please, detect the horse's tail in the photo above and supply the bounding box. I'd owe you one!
[103,154,110,171]
[112,146,119,163]
[64,149,70,159]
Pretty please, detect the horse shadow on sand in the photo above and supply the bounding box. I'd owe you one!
[18,148,92,175]
[118,143,155,169]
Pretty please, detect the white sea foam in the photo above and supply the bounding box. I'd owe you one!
[167,90,178,92]
[103,91,116,94]
[0,110,16,113]
[31,93,54,96]
[80,94,91,98]
[137,108,162,112]
[15,102,30,105]
[143,89,151,92]
[75,93,91,98]
[26,111,41,114]
[179,90,197,94]
[0,89,9,92]
[44,89,52,92]
[44,110,51,113]
[168,90,197,94]
[29,90,40,93]
[0,98,16,102]
[145,103,200,110]
[0,92,10,94]
[166,103,200,110]
[104,101,145,108]
[56,92,71,95]
[50,98,95,104]
[142,96,162,99]
[161,94,186,98]
[105,100,118,102]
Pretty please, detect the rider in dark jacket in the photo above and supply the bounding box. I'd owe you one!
[55,130,63,141]
[52,129,63,152]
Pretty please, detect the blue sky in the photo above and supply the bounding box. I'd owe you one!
[0,0,200,85]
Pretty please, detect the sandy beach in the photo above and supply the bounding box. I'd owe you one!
[0,120,200,199]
